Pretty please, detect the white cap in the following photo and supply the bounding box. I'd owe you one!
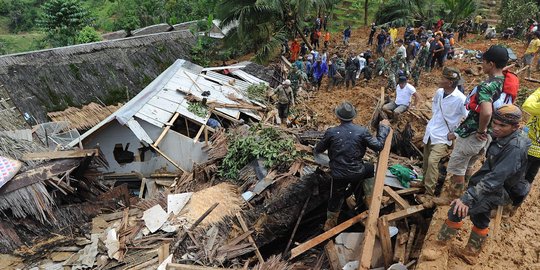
[283,79,291,85]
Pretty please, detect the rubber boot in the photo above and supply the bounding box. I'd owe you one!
[323,211,340,231]
[454,227,488,265]
[436,219,463,244]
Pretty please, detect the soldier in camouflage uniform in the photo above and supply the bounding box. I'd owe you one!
[411,39,430,86]
[288,66,303,96]
[382,50,409,90]
[375,57,386,76]
[436,104,530,265]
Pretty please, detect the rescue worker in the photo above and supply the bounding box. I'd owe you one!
[411,38,429,86]
[417,67,468,206]
[315,102,391,230]
[272,79,294,127]
[436,104,530,265]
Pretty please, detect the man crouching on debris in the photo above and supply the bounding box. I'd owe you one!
[314,101,390,231]
[436,104,530,264]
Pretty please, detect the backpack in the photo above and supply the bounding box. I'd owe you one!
[465,70,519,112]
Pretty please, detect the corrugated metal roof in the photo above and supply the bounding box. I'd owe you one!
[67,59,268,148]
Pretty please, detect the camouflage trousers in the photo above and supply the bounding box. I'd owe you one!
[386,75,397,90]
[411,67,422,85]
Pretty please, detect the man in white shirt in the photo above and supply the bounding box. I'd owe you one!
[383,76,419,117]
[396,39,407,59]
[356,53,367,79]
[418,67,468,206]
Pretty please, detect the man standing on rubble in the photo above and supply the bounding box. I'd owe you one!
[437,45,509,204]
[417,67,467,207]
[272,79,295,127]
[436,104,530,264]
[314,102,391,231]
[345,52,360,89]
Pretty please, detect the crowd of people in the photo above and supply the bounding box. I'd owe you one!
[269,15,540,265]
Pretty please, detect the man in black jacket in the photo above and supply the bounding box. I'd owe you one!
[345,53,360,89]
[314,102,391,230]
[436,104,531,264]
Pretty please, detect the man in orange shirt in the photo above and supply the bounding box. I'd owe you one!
[324,32,331,49]
[290,39,300,61]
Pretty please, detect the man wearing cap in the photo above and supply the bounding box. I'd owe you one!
[272,79,294,127]
[417,67,468,206]
[383,76,419,117]
[314,102,391,230]
[439,45,510,204]
[436,104,530,264]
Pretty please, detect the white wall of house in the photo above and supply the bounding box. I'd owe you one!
[83,118,207,176]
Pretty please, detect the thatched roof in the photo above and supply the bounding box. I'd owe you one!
[0,30,196,124]
[47,102,122,131]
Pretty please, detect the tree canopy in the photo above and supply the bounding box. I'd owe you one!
[38,0,91,46]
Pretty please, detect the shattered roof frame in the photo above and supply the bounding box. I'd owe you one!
[67,59,268,148]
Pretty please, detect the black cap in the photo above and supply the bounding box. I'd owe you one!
[398,76,407,83]
[482,45,509,67]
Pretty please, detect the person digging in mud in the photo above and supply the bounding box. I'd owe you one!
[272,79,294,127]
[435,45,509,205]
[382,76,419,119]
[416,67,467,208]
[436,104,530,265]
[314,102,390,231]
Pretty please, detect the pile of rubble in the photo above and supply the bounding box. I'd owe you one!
[0,59,432,270]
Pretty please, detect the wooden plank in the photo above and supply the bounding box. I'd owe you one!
[377,216,393,268]
[357,128,393,270]
[324,241,341,270]
[385,205,425,222]
[154,112,181,147]
[395,188,423,196]
[236,213,264,264]
[158,242,170,264]
[167,264,240,270]
[393,229,408,263]
[383,186,410,209]
[126,118,155,144]
[150,144,187,173]
[138,103,174,125]
[22,149,98,161]
[492,205,504,239]
[135,113,164,128]
[202,65,247,71]
[404,224,417,263]
[283,195,311,256]
[289,210,369,259]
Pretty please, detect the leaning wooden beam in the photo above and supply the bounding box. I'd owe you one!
[154,112,181,147]
[283,195,311,256]
[378,216,393,268]
[357,128,393,270]
[289,210,369,260]
[383,186,410,209]
[22,149,99,161]
[385,205,425,222]
[150,144,187,173]
[236,213,265,264]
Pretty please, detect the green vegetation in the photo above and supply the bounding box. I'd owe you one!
[219,126,299,181]
[38,0,92,46]
[499,0,539,29]
[75,26,102,44]
[187,101,209,118]
[246,83,269,103]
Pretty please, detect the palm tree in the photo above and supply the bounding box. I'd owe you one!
[375,0,475,27]
[217,0,338,64]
